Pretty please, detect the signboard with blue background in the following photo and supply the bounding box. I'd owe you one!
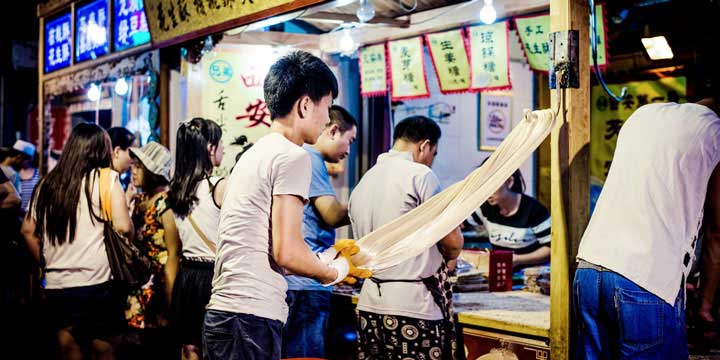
[76,0,109,62]
[45,12,72,72]
[114,0,151,51]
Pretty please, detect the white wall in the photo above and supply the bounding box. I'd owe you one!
[392,53,536,195]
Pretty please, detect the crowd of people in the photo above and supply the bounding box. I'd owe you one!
[1,50,718,360]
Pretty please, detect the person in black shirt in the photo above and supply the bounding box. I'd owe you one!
[466,166,551,268]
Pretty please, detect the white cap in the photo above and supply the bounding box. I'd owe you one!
[13,140,36,157]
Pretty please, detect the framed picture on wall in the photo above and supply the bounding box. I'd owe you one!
[478,93,513,151]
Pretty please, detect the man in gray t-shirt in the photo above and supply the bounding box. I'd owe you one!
[204,52,362,360]
[350,116,464,359]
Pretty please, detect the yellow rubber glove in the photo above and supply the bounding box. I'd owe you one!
[338,245,373,285]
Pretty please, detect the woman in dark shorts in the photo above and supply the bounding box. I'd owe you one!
[21,123,133,358]
[167,118,225,360]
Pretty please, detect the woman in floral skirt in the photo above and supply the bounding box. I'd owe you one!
[124,141,180,358]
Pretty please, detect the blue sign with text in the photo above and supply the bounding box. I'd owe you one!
[44,12,72,73]
[114,0,151,51]
[76,0,109,62]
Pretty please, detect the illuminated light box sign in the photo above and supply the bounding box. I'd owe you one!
[76,0,110,62]
[45,12,72,73]
[115,0,151,51]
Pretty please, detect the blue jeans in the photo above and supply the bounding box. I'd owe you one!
[282,290,331,358]
[203,310,282,360]
[573,267,688,359]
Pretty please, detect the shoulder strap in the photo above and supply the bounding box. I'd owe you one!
[98,168,113,222]
[188,214,216,253]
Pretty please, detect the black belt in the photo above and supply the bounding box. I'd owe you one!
[369,276,429,297]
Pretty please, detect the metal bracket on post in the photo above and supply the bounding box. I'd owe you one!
[549,30,580,89]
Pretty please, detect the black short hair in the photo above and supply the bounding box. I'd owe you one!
[107,127,136,150]
[264,51,338,120]
[393,116,441,145]
[329,105,358,133]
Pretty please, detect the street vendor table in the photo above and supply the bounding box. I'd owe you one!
[332,290,550,359]
[454,291,551,360]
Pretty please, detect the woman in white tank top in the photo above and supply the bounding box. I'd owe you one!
[22,123,133,359]
[167,118,225,360]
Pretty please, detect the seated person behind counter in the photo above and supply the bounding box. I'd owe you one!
[464,164,551,268]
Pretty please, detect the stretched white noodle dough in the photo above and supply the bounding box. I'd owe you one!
[353,109,557,273]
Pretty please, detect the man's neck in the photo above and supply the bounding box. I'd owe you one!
[270,118,303,146]
[392,140,416,153]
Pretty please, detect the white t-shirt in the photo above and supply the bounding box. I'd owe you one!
[40,169,117,289]
[208,133,311,323]
[578,103,720,305]
[349,150,444,320]
[175,177,221,261]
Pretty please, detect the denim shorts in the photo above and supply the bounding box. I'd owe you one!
[203,310,282,360]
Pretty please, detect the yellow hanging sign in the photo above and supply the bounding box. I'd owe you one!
[514,5,608,72]
[467,21,511,91]
[426,29,471,93]
[388,37,430,100]
[590,77,686,185]
[359,44,388,97]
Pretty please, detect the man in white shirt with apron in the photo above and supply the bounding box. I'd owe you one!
[575,98,720,359]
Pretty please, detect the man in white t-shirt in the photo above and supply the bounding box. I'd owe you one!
[203,51,363,360]
[574,98,720,358]
[349,116,464,359]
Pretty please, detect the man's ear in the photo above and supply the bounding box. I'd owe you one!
[297,96,311,119]
[328,123,340,138]
[419,139,431,153]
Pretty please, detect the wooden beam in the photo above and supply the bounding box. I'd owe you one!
[549,0,590,359]
[222,31,321,49]
[302,12,411,28]
[319,0,549,51]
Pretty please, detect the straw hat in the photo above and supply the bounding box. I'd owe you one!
[129,142,172,182]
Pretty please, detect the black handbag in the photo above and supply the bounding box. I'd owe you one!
[99,168,152,287]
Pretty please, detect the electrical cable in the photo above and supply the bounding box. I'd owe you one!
[590,0,626,101]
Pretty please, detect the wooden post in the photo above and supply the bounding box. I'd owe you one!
[159,50,170,147]
[549,0,590,359]
[38,16,45,175]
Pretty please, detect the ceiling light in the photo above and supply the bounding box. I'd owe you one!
[115,78,129,96]
[87,83,101,101]
[480,0,497,24]
[356,0,375,23]
[339,27,357,54]
[641,36,673,60]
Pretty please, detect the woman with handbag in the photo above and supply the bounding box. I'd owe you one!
[21,123,133,359]
[124,141,180,358]
[167,118,224,360]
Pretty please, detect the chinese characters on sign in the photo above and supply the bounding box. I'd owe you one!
[479,93,512,151]
[115,0,151,51]
[513,14,550,72]
[199,45,292,175]
[468,21,511,91]
[426,29,471,94]
[44,12,72,73]
[143,0,316,47]
[76,0,109,62]
[590,77,686,197]
[388,37,429,101]
[359,44,387,97]
[514,5,608,72]
[236,99,271,128]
